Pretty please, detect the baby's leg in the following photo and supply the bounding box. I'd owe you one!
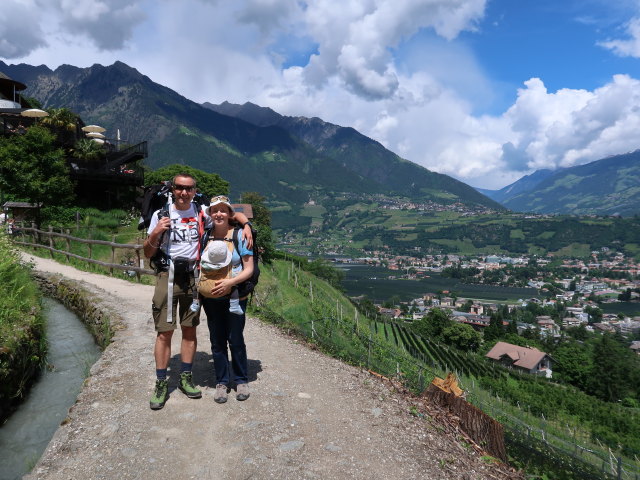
[229,287,243,314]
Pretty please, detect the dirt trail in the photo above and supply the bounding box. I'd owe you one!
[22,253,521,480]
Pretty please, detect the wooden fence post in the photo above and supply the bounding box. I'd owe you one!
[48,226,54,258]
[110,235,116,275]
[65,229,71,262]
[135,238,142,282]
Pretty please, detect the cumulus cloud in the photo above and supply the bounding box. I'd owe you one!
[0,1,46,58]
[501,75,640,170]
[4,0,640,190]
[0,0,147,57]
[298,0,486,99]
[50,0,146,50]
[599,17,640,57]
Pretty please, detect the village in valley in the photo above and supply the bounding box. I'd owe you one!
[335,247,640,360]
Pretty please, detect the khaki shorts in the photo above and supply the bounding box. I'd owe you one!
[152,271,200,332]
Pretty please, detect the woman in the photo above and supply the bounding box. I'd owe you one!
[201,195,254,403]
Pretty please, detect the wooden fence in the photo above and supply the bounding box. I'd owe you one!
[11,223,154,280]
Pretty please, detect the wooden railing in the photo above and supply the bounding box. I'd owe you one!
[12,224,154,280]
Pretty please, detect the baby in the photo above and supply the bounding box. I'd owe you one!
[201,240,243,314]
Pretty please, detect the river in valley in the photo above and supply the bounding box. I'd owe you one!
[0,297,101,480]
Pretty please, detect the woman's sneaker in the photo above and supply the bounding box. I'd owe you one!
[214,384,228,403]
[236,383,250,401]
[178,372,202,399]
[150,379,169,410]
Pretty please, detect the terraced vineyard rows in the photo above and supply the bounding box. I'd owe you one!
[373,319,499,378]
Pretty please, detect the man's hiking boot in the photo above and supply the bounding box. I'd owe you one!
[178,372,202,399]
[236,382,250,401]
[150,379,169,410]
[214,383,228,403]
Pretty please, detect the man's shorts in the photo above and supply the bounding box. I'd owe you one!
[152,271,200,332]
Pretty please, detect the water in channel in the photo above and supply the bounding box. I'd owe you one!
[0,297,101,480]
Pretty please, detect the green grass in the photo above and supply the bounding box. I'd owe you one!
[552,243,591,258]
[0,232,46,421]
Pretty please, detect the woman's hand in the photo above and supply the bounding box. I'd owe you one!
[211,279,233,297]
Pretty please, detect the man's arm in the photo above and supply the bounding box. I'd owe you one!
[144,217,170,258]
[231,211,253,250]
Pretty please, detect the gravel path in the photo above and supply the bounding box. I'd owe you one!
[22,253,523,480]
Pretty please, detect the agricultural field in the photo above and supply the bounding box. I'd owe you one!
[275,194,640,260]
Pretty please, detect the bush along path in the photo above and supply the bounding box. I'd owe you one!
[22,252,523,480]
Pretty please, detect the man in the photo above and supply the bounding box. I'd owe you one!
[144,173,252,410]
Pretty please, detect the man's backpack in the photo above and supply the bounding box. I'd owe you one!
[138,181,209,231]
[139,181,208,273]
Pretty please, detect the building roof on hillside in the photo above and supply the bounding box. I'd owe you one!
[486,341,548,370]
[231,203,253,219]
[0,71,26,91]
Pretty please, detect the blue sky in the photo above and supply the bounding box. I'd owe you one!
[2,0,640,189]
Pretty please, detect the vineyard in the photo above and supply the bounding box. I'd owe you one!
[371,319,496,378]
[254,260,640,479]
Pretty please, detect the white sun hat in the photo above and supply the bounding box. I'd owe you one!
[206,240,232,269]
[205,195,235,215]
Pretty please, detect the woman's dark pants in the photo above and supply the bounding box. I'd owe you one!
[202,297,248,386]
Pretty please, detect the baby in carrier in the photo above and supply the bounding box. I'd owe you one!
[199,236,244,314]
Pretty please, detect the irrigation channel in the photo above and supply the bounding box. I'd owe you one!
[0,298,100,480]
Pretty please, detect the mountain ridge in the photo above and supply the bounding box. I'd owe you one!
[484,153,640,216]
[1,60,502,213]
[203,100,501,208]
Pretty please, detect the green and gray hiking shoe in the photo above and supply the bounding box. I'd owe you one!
[150,379,169,410]
[178,372,202,399]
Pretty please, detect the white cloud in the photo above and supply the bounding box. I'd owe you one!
[3,0,640,191]
[0,1,46,58]
[599,17,640,57]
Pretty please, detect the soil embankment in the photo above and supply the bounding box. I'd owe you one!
[22,253,522,480]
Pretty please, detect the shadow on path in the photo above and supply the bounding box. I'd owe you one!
[168,351,262,390]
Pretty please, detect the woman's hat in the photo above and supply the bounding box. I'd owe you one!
[206,240,232,269]
[205,195,235,215]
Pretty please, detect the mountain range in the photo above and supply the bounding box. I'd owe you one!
[478,153,640,217]
[2,60,638,219]
[0,61,502,222]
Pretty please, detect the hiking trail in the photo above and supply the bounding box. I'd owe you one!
[22,253,522,480]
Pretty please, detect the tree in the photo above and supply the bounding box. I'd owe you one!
[484,312,504,343]
[41,107,79,147]
[72,138,103,161]
[240,191,276,264]
[0,126,74,225]
[584,305,603,323]
[411,308,451,341]
[553,341,592,390]
[144,164,229,198]
[442,322,481,351]
[587,333,630,402]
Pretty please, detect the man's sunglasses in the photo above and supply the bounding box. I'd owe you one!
[173,184,195,192]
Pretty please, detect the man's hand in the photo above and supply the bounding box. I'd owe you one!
[242,223,254,250]
[154,217,171,235]
[144,217,171,258]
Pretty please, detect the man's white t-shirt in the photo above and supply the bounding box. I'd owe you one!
[147,204,211,260]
